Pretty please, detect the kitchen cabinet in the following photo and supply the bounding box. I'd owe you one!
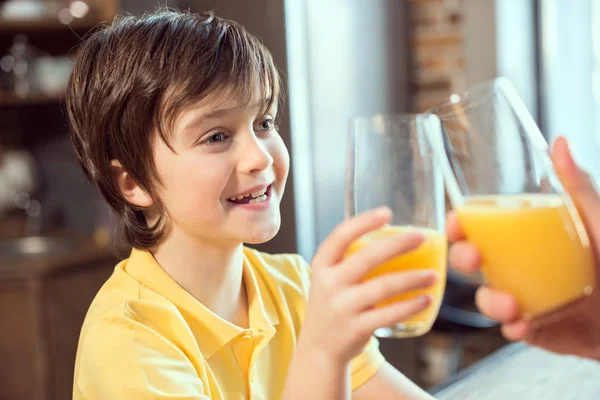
[0,244,118,400]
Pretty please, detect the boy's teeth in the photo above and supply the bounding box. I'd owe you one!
[229,187,269,202]
[249,194,268,204]
[251,188,267,197]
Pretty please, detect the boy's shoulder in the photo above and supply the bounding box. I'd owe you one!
[243,247,312,297]
[81,260,140,324]
[73,260,200,398]
[78,257,184,345]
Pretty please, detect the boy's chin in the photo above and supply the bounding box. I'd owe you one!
[243,222,281,245]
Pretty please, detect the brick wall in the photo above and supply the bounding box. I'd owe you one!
[409,0,466,112]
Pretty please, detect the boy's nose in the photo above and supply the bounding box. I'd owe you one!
[238,135,274,174]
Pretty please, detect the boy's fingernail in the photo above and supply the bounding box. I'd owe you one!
[421,270,437,280]
[402,231,424,243]
[376,206,392,217]
[419,295,431,305]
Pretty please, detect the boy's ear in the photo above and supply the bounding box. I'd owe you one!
[110,160,154,208]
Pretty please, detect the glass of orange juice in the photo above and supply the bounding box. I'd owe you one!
[346,114,447,338]
[426,77,596,320]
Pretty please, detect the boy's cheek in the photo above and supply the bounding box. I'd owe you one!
[272,138,290,180]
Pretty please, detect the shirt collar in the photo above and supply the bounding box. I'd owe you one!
[124,247,279,359]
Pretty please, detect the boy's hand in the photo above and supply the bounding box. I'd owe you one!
[447,136,600,361]
[299,207,437,364]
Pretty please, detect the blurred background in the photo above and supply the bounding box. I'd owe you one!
[0,0,598,398]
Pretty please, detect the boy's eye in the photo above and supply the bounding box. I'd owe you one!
[256,118,274,132]
[204,132,227,144]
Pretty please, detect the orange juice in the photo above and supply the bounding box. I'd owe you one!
[346,225,447,337]
[457,194,596,318]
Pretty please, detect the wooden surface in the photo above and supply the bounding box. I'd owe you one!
[45,260,116,400]
[0,280,41,399]
[430,343,600,399]
[0,239,118,280]
[0,246,117,400]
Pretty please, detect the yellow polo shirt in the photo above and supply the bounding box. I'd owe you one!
[73,247,385,399]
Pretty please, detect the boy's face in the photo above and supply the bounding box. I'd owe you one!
[151,89,289,247]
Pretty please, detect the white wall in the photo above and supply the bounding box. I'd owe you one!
[496,0,538,119]
[540,0,600,181]
[286,0,412,259]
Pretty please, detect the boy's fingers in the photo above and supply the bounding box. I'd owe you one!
[449,241,481,274]
[360,295,431,333]
[501,320,529,342]
[446,212,465,242]
[339,232,425,284]
[350,270,437,311]
[312,207,392,270]
[475,287,520,323]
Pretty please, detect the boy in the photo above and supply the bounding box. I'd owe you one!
[68,9,437,399]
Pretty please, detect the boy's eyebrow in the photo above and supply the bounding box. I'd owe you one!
[199,106,241,121]
[180,107,240,135]
[181,100,275,133]
[202,99,273,120]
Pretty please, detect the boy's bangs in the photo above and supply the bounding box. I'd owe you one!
[155,18,281,147]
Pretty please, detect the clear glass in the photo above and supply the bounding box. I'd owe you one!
[345,114,447,338]
[427,77,596,319]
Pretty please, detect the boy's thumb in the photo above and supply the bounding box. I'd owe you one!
[552,136,600,251]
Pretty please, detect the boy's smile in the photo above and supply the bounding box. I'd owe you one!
[227,183,273,207]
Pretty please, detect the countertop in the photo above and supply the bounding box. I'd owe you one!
[429,342,600,399]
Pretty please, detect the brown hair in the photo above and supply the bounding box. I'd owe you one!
[66,8,281,250]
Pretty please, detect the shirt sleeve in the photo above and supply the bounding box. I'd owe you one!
[75,307,210,400]
[349,336,386,390]
[292,255,386,390]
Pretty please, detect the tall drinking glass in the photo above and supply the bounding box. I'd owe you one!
[426,77,596,320]
[345,114,447,338]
